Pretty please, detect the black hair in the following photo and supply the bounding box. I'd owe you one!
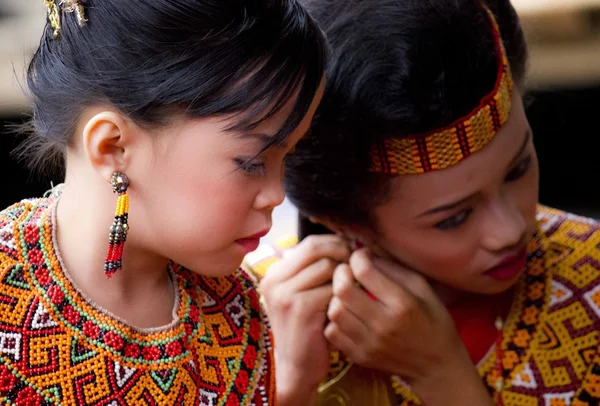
[284,0,528,237]
[22,0,327,174]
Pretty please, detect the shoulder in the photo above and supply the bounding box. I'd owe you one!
[536,205,600,268]
[537,205,598,236]
[537,205,600,304]
[0,198,47,291]
[0,199,44,259]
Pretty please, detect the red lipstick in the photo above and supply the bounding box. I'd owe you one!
[235,229,270,254]
[484,249,527,281]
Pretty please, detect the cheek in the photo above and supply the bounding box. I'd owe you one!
[515,155,540,228]
[379,227,479,279]
[133,148,258,252]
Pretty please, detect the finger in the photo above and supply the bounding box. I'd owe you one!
[349,248,414,308]
[371,257,439,305]
[271,235,351,281]
[332,263,380,320]
[327,296,370,343]
[264,278,333,322]
[324,321,359,355]
[299,283,334,315]
[290,258,338,291]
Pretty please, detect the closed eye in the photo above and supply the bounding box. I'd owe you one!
[434,208,473,231]
[234,157,266,176]
[505,155,532,182]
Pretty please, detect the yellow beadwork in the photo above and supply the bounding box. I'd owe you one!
[244,205,600,405]
[368,7,513,176]
[0,194,275,405]
[115,193,129,217]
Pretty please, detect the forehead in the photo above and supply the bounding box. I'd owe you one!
[234,77,325,147]
[383,91,530,213]
[254,77,326,146]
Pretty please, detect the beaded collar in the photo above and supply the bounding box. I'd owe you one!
[0,192,272,405]
[16,192,205,368]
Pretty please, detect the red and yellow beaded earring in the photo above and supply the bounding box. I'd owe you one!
[104,172,130,278]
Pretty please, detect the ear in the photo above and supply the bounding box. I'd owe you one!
[82,111,133,182]
[309,216,373,245]
[310,216,394,258]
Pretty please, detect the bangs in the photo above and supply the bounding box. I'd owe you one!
[171,0,328,149]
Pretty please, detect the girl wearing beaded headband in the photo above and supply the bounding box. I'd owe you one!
[1,0,328,404]
[250,0,600,405]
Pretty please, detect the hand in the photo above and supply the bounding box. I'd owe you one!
[324,248,493,405]
[260,235,351,406]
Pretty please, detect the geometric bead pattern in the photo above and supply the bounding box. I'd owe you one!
[0,196,275,405]
[389,206,600,405]
[368,8,513,176]
[245,205,600,406]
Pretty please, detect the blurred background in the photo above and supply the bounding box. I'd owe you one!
[1,0,600,242]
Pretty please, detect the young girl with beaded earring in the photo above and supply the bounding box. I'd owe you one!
[246,0,600,405]
[0,0,329,404]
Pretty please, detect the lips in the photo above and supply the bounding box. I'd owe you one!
[484,249,528,281]
[235,229,270,254]
[242,230,270,240]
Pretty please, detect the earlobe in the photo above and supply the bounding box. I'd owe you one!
[310,216,371,247]
[82,111,130,181]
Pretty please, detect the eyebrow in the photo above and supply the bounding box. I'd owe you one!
[417,129,532,218]
[242,132,290,150]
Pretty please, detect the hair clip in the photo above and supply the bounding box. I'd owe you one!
[43,0,87,39]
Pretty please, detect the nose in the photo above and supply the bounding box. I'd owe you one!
[253,169,286,211]
[480,197,528,253]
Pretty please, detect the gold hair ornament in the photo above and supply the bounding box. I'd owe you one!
[43,0,87,38]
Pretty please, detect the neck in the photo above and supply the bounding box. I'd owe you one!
[431,282,475,306]
[54,179,173,326]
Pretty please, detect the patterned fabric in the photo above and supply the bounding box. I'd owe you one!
[368,7,513,176]
[245,206,600,405]
[0,195,275,405]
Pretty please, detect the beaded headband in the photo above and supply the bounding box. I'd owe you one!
[43,0,87,38]
[368,7,514,176]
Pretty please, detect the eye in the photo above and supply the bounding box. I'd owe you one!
[505,155,532,182]
[235,158,266,176]
[434,208,473,231]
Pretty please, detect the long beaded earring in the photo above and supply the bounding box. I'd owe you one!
[104,172,130,278]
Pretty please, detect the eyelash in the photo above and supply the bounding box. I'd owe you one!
[434,209,473,231]
[505,155,532,182]
[235,158,266,176]
[434,155,532,231]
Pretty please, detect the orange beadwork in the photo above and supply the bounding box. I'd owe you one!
[368,7,514,176]
[0,193,275,405]
[244,207,600,405]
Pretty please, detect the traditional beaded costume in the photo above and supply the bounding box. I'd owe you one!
[0,192,275,405]
[244,3,600,405]
[246,207,600,406]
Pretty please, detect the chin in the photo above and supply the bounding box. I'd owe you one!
[175,251,245,278]
[472,278,521,295]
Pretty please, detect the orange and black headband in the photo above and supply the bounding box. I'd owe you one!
[369,7,513,176]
